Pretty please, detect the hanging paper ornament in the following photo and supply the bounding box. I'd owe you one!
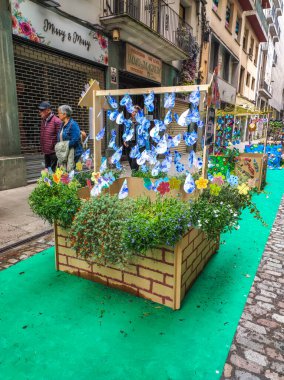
[118,179,129,200]
[164,92,176,109]
[184,173,196,194]
[107,95,118,109]
[96,128,105,141]
[99,157,107,173]
[164,110,172,125]
[108,109,119,121]
[156,135,168,154]
[178,109,190,126]
[110,146,123,164]
[116,111,125,125]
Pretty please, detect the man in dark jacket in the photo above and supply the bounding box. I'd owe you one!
[39,101,61,172]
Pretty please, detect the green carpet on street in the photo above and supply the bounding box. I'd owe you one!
[0,170,283,380]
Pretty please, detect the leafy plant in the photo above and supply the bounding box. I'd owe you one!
[124,197,191,253]
[131,168,167,179]
[29,178,81,229]
[74,170,92,187]
[69,194,135,266]
[189,184,266,240]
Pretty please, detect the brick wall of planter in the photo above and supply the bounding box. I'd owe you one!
[55,224,219,310]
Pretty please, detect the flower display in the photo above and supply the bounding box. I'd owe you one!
[227,175,239,187]
[195,177,209,189]
[212,173,225,186]
[76,162,83,171]
[91,171,101,183]
[237,183,250,195]
[169,177,181,190]
[157,181,170,195]
[209,183,221,196]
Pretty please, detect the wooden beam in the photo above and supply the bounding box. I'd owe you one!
[93,89,102,172]
[95,84,210,97]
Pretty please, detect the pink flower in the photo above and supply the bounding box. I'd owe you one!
[11,16,18,29]
[212,176,224,186]
[98,36,108,49]
[29,33,40,43]
[20,21,32,36]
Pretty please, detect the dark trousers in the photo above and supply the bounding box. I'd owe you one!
[124,142,139,171]
[44,153,58,172]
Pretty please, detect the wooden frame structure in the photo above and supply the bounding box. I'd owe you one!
[78,81,211,173]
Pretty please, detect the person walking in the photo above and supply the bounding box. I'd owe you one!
[57,105,83,169]
[39,101,61,172]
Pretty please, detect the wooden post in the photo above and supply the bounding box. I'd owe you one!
[92,89,102,172]
[201,105,210,178]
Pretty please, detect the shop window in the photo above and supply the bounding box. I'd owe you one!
[235,16,241,42]
[246,72,251,87]
[243,29,248,52]
[210,38,220,73]
[212,0,219,12]
[223,51,230,82]
[254,45,259,65]
[249,38,254,60]
[251,77,255,90]
[225,2,232,29]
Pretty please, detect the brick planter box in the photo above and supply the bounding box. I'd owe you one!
[55,225,219,310]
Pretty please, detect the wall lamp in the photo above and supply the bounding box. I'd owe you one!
[112,28,120,41]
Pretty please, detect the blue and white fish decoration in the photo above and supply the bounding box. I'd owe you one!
[81,148,90,162]
[116,111,125,125]
[107,95,118,109]
[156,135,168,154]
[151,161,161,177]
[110,146,123,164]
[189,88,200,106]
[108,109,119,121]
[184,131,198,147]
[95,128,105,141]
[129,144,140,159]
[108,129,118,150]
[122,127,134,142]
[118,179,129,200]
[164,92,175,109]
[184,173,196,194]
[100,157,107,173]
[164,110,172,126]
[178,109,190,127]
[144,91,154,112]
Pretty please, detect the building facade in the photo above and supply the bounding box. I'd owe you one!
[1,0,202,188]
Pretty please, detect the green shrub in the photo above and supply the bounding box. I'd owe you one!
[69,194,135,266]
[124,197,191,253]
[29,179,81,229]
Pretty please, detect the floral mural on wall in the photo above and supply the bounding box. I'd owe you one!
[12,0,45,43]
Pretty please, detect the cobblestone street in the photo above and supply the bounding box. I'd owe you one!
[222,196,284,380]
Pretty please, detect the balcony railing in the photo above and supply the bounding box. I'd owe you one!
[259,79,272,97]
[255,0,269,35]
[101,0,195,54]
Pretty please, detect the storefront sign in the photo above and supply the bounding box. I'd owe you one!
[126,44,162,83]
[11,0,108,65]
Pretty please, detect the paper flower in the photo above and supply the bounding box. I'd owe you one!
[212,174,224,186]
[143,178,152,191]
[195,177,209,190]
[91,171,101,183]
[227,175,239,187]
[43,177,52,187]
[76,161,83,171]
[238,183,250,195]
[86,179,92,190]
[169,177,181,190]
[247,178,256,188]
[209,184,221,196]
[157,181,170,195]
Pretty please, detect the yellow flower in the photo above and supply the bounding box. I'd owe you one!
[209,183,221,196]
[55,168,63,177]
[195,177,209,189]
[76,161,83,171]
[169,177,181,190]
[237,183,250,195]
[91,171,101,183]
